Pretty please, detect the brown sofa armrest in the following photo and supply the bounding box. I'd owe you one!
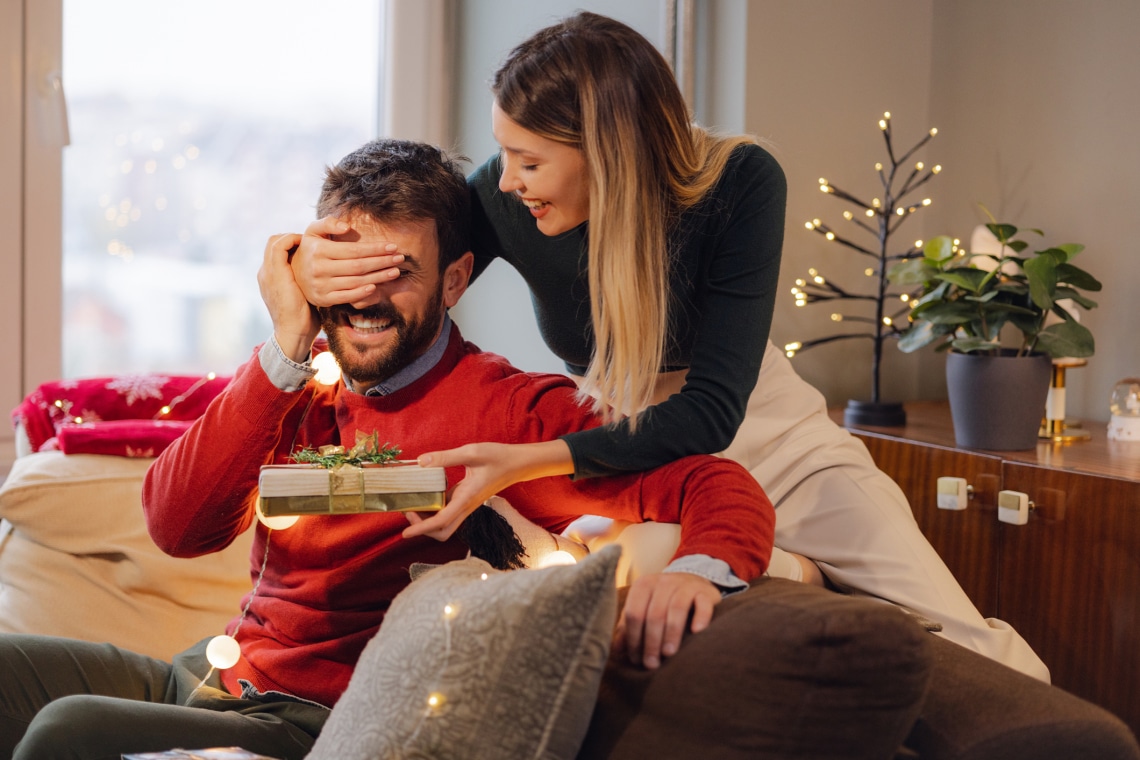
[580,578,932,760]
[902,632,1140,760]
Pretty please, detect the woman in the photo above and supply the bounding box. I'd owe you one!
[292,11,1047,680]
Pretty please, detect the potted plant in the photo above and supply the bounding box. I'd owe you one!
[888,215,1101,449]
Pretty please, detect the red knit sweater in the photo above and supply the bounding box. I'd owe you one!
[142,326,774,707]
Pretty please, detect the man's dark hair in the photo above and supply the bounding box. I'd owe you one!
[317,139,471,270]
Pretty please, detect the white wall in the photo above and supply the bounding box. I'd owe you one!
[924,0,1140,422]
[743,0,935,408]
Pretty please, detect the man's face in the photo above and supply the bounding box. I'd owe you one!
[318,215,447,391]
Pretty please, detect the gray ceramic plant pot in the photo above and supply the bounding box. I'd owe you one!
[945,350,1052,450]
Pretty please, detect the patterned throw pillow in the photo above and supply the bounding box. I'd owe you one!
[307,545,621,760]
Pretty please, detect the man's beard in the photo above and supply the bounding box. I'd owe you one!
[319,288,444,387]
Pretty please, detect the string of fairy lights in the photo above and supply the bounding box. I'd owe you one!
[48,351,578,717]
[784,112,946,408]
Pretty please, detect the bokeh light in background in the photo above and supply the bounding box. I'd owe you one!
[62,1,380,377]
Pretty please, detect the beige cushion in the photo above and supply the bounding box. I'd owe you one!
[308,545,621,760]
[0,451,253,660]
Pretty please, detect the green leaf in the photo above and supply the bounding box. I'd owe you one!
[923,236,956,263]
[897,321,942,353]
[950,335,1002,353]
[1036,247,1070,266]
[1055,263,1102,292]
[887,258,934,286]
[987,223,1018,242]
[1024,254,1057,310]
[1056,243,1084,260]
[1006,240,1029,253]
[1034,320,1096,358]
[1053,288,1098,311]
[922,300,983,325]
[936,268,989,293]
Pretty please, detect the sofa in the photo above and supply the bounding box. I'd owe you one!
[2,377,1138,759]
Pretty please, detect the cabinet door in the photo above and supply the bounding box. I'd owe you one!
[999,462,1140,735]
[855,434,1003,617]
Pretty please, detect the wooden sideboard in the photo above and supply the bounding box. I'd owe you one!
[830,401,1140,735]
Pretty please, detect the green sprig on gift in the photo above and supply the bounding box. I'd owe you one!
[291,431,401,468]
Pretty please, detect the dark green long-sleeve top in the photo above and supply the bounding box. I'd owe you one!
[468,143,787,478]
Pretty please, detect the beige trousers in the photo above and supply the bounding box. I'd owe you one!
[585,340,1050,682]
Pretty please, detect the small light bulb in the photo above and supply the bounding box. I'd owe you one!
[915,240,923,248]
[932,165,942,173]
[922,198,932,206]
[843,211,854,220]
[830,313,843,322]
[883,111,891,119]
[865,209,875,217]
[206,635,241,669]
[256,501,300,531]
[813,275,825,284]
[312,351,342,386]
[480,573,488,581]
[953,239,961,246]
[864,268,875,277]
[54,400,64,408]
[896,208,905,216]
[883,317,893,326]
[879,119,888,130]
[874,162,883,171]
[804,221,815,230]
[825,232,835,241]
[930,127,938,136]
[159,405,171,416]
[427,692,447,709]
[73,416,83,424]
[795,278,806,287]
[785,350,796,358]
[207,372,217,380]
[900,294,910,302]
[784,341,802,352]
[916,161,924,170]
[872,198,881,208]
[808,268,818,276]
[443,603,459,619]
[538,550,577,568]
[818,177,828,185]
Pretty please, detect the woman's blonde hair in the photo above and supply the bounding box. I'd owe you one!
[493,11,754,426]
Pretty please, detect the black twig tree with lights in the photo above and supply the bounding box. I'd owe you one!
[786,112,942,427]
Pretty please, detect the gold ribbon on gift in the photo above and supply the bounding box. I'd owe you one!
[327,463,366,514]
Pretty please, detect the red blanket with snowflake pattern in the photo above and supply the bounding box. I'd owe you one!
[12,374,231,457]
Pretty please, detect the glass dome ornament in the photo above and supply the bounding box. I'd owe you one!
[1107,378,1140,442]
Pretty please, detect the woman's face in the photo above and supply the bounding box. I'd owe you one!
[492,101,590,236]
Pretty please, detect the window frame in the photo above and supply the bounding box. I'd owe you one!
[1,0,452,472]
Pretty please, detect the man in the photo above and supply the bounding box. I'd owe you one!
[0,140,773,759]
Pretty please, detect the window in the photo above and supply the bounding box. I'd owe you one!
[61,0,381,376]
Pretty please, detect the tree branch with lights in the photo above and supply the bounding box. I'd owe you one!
[786,112,942,426]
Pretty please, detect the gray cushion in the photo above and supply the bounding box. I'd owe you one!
[307,545,621,760]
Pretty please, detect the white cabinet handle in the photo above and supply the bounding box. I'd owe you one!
[998,490,1036,526]
[936,476,973,510]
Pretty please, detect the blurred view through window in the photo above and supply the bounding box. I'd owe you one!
[62,1,380,377]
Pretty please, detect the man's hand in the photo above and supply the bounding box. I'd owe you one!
[614,571,721,670]
[258,232,322,363]
[291,216,405,309]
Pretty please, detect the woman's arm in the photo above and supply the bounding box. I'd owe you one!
[564,145,787,476]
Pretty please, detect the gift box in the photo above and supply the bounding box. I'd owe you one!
[258,462,446,517]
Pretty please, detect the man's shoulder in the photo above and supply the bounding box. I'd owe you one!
[453,340,579,395]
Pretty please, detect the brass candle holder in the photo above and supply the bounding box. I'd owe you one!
[1039,357,1091,443]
